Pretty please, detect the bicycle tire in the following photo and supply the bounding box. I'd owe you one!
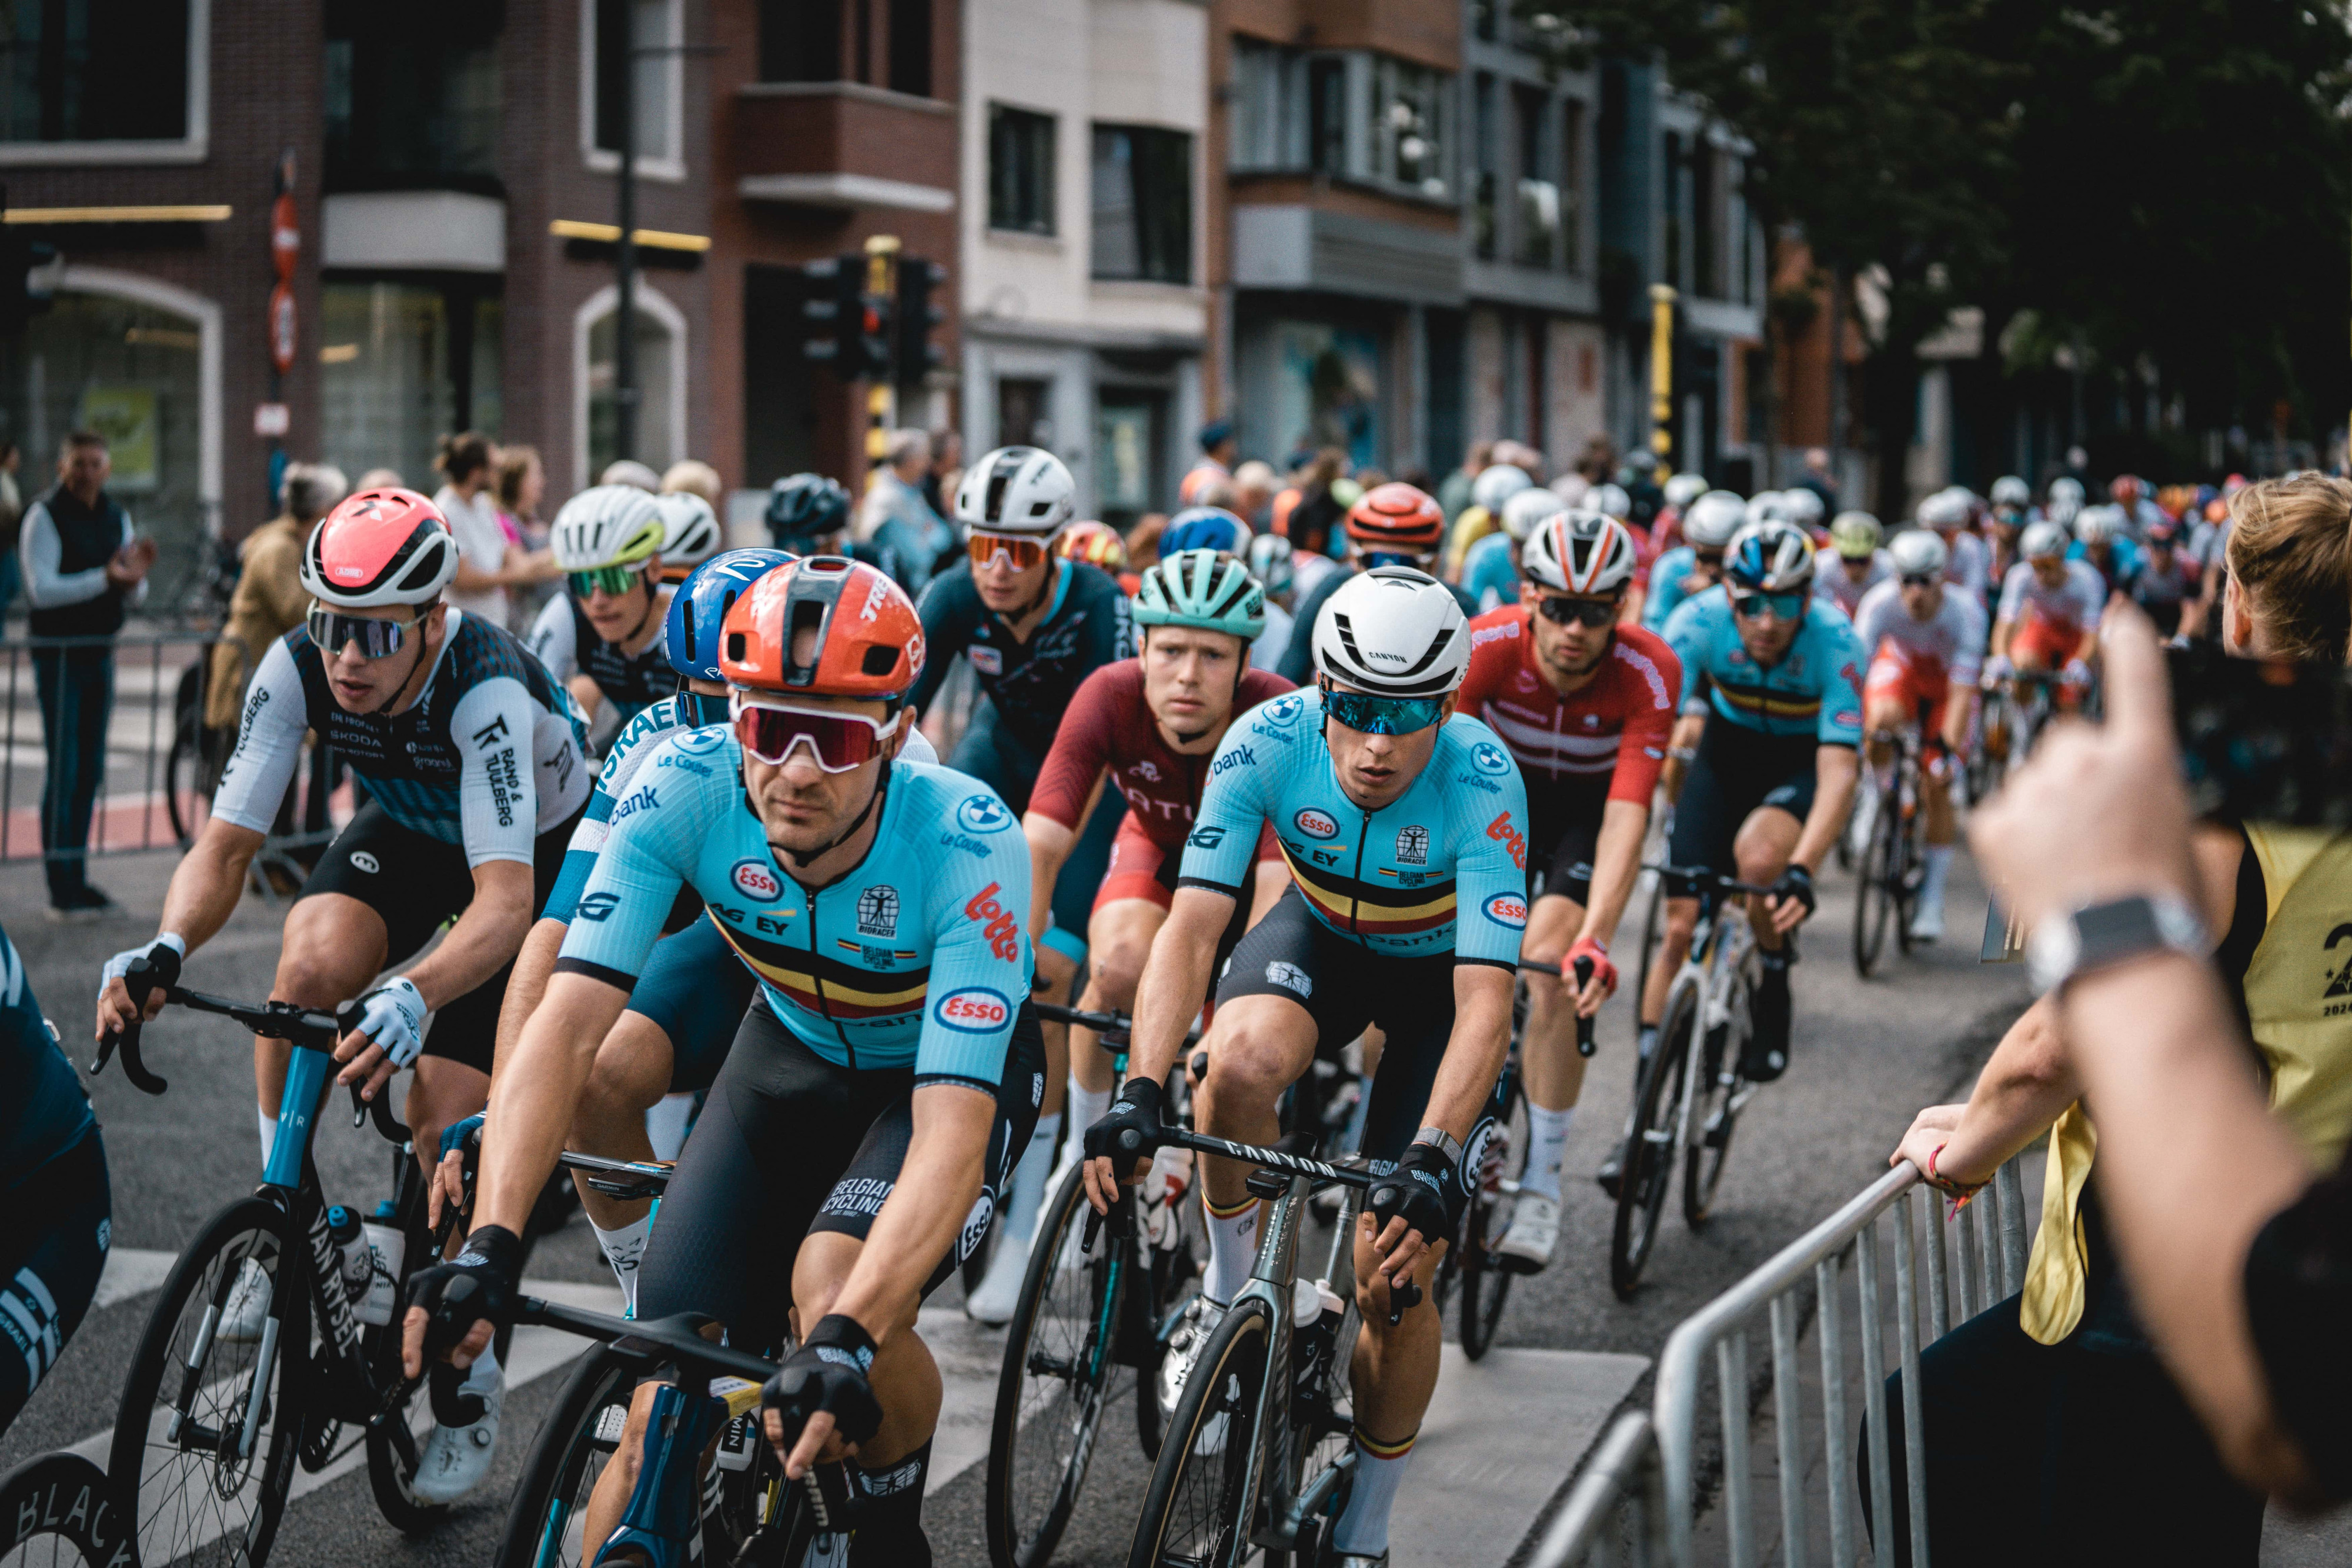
[1135,1176,1207,1463]
[0,1452,134,1566]
[986,1163,1131,1568]
[1683,953,1753,1228]
[493,1345,636,1568]
[111,1195,305,1568]
[165,663,206,846]
[1610,979,1694,1299]
[1892,800,1923,957]
[1125,1295,1273,1568]
[1457,1069,1525,1359]
[1853,783,1899,977]
[1630,874,1666,1051]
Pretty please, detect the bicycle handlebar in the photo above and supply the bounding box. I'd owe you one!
[427,1300,780,1427]
[1642,863,1776,901]
[1516,955,1601,1057]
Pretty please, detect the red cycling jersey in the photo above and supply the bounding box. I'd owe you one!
[1031,660,1295,845]
[1456,607,1682,814]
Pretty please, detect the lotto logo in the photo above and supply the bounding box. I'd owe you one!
[1482,892,1529,929]
[732,859,783,902]
[1294,807,1339,840]
[963,882,1022,959]
[935,987,1012,1032]
[1485,810,1529,871]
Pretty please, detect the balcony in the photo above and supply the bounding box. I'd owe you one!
[733,82,955,214]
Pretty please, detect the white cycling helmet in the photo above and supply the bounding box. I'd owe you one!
[1725,521,1816,593]
[2046,496,2082,527]
[1917,489,1972,530]
[1499,486,1568,542]
[2048,475,2086,508]
[1745,491,1790,526]
[1990,474,2032,507]
[1588,483,1632,521]
[1523,510,1639,596]
[1683,490,1749,549]
[2020,520,2070,561]
[1548,472,1592,504]
[550,484,667,573]
[956,445,1076,536]
[1781,488,1826,528]
[655,491,723,572]
[1887,529,1949,578]
[2075,504,2122,544]
[1663,472,1709,510]
[1470,463,1535,513]
[1312,566,1468,697]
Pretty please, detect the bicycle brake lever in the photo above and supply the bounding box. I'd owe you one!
[427,1360,485,1429]
[1385,1276,1422,1326]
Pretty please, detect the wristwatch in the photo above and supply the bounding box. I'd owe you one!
[2024,892,2206,997]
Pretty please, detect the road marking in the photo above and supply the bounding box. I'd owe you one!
[92,1246,177,1310]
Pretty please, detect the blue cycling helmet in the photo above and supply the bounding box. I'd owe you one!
[666,548,795,681]
[1161,506,1251,556]
[1724,521,1816,593]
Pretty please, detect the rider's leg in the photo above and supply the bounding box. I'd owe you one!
[1070,895,1167,1127]
[570,1012,672,1308]
[1192,994,1319,1305]
[256,890,390,1155]
[1518,890,1590,1202]
[1642,898,1699,1029]
[792,1233,938,1465]
[1736,806,1806,1080]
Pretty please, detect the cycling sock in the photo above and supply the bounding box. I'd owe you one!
[1919,844,1955,905]
[590,1215,653,1315]
[1329,1426,1416,1556]
[1746,952,1793,1081]
[1066,1079,1112,1144]
[1202,1192,1261,1305]
[1521,1105,1574,1202]
[459,1341,502,1402]
[644,1092,696,1162]
[256,1106,276,1166]
[849,1439,932,1567]
[1637,1024,1659,1062]
[1000,1114,1060,1246]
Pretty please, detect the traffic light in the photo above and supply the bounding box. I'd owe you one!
[0,187,55,333]
[893,258,946,385]
[799,253,893,380]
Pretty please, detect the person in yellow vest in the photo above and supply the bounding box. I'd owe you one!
[1882,473,2352,1564]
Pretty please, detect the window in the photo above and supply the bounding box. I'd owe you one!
[325,2,502,194]
[589,0,680,172]
[1096,391,1165,529]
[319,279,503,491]
[989,105,1055,236]
[1092,124,1191,285]
[1230,39,1298,171]
[1561,100,1585,273]
[758,0,841,83]
[887,0,930,97]
[579,287,684,487]
[1373,57,1447,198]
[0,0,196,152]
[997,378,1051,449]
[1307,58,1347,176]
[1232,44,1454,204]
[1472,73,1497,260]
[1692,142,1719,297]
[1513,83,1556,268]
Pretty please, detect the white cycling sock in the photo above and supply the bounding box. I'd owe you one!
[256,1106,277,1167]
[590,1215,653,1315]
[1521,1104,1574,1202]
[644,1092,697,1162]
[459,1341,502,1401]
[1919,844,1955,906]
[1202,1192,1261,1305]
[1066,1079,1112,1146]
[1329,1427,1416,1555]
[1000,1114,1060,1247]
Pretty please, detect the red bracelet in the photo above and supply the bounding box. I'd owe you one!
[1927,1142,1987,1211]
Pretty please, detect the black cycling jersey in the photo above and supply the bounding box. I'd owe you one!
[0,921,90,1190]
[908,559,1134,756]
[1277,564,1482,686]
[526,594,680,720]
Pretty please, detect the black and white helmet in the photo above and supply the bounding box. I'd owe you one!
[656,492,723,571]
[550,484,666,573]
[954,446,1075,537]
[1522,510,1639,595]
[1725,521,1817,593]
[1312,566,1468,697]
[1683,490,1749,549]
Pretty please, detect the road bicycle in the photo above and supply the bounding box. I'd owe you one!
[1853,716,1934,978]
[1611,868,1773,1299]
[1112,1122,1423,1568]
[0,1452,137,1567]
[1977,666,2069,789]
[92,954,463,1566]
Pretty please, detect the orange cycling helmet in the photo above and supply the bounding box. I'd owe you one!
[719,556,926,703]
[1056,519,1128,571]
[1344,482,1445,556]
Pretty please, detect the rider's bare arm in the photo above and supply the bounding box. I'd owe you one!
[1122,884,1231,1088]
[493,917,570,1066]
[1792,745,1860,874]
[1987,616,2015,668]
[473,969,634,1231]
[1574,799,1651,957]
[96,817,264,1035]
[1372,962,1515,1280]
[1022,813,1079,950]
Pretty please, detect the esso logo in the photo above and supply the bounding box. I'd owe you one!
[1482,892,1529,930]
[731,858,783,902]
[959,1191,995,1259]
[1293,807,1339,840]
[934,987,1013,1032]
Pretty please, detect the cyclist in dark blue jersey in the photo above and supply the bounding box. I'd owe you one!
[765,472,916,585]
[0,919,108,1437]
[524,484,680,727]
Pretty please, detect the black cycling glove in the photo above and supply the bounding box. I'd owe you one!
[1082,1075,1166,1171]
[1768,863,1816,920]
[763,1313,884,1451]
[405,1223,521,1356]
[1367,1139,1464,1252]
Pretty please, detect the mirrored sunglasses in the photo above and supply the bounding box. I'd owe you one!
[306,606,418,660]
[1730,590,1808,621]
[1535,594,1619,628]
[1319,680,1447,735]
[968,531,1048,571]
[568,559,655,599]
[1899,573,1940,590]
[730,693,901,773]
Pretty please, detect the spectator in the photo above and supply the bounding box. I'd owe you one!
[1189,474,1241,513]
[600,459,662,492]
[1281,448,1349,559]
[1792,446,1840,516]
[495,445,548,546]
[1123,513,1167,574]
[206,462,347,735]
[660,459,724,509]
[1232,459,1278,531]
[436,433,552,630]
[355,467,405,490]
[924,428,963,519]
[859,428,954,587]
[1179,419,1238,505]
[1435,439,1496,521]
[0,442,22,614]
[1575,434,1619,485]
[19,430,155,918]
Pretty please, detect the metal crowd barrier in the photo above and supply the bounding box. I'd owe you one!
[1536,1155,2034,1567]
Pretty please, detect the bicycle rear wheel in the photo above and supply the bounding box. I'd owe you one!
[1610,979,1694,1299]
[1683,964,1752,1228]
[493,1345,634,1568]
[1853,783,1900,977]
[1457,1068,1526,1359]
[1125,1296,1273,1568]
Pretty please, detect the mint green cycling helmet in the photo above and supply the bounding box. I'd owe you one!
[1132,548,1265,641]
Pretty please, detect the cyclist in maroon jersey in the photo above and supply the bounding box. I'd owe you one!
[963,550,1291,1319]
[1454,510,1681,1271]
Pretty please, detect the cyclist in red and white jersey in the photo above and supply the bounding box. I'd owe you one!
[1987,521,2105,699]
[1814,511,1892,618]
[1454,510,1680,1264]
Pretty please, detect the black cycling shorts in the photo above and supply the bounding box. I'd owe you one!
[298,799,583,1074]
[622,914,759,1095]
[1665,720,1829,897]
[1527,784,1613,907]
[633,997,1046,1350]
[0,1127,109,1437]
[1212,886,1510,1169]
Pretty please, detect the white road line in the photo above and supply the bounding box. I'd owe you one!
[91,1247,178,1310]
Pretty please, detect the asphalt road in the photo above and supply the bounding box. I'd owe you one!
[1,838,2034,1566]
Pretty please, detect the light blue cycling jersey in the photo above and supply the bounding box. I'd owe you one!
[1661,584,1866,745]
[1459,533,1521,613]
[1176,689,1531,966]
[555,733,1032,1088]
[1642,545,1713,632]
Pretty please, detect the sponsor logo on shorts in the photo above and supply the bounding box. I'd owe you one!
[823,1177,892,1219]
[1187,823,1228,851]
[1482,891,1529,929]
[959,1191,995,1259]
[1395,825,1429,866]
[1469,741,1512,776]
[1264,960,1312,997]
[731,859,783,902]
[1486,810,1529,870]
[1293,807,1339,840]
[349,851,379,874]
[856,884,899,938]
[956,794,1014,834]
[579,891,621,922]
[963,883,1021,959]
[935,986,1013,1032]
[967,644,1003,677]
[1462,1115,1498,1195]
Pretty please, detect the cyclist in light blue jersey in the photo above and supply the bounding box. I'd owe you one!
[1084,567,1528,1568]
[1641,488,1746,631]
[406,557,1035,1566]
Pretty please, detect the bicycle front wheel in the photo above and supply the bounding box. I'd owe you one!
[1458,1069,1527,1359]
[1611,979,1695,1299]
[1125,1296,1273,1568]
[1853,785,1900,977]
[493,1345,634,1568]
[1,1453,135,1567]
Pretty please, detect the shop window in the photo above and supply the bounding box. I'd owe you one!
[997,378,1050,449]
[318,279,503,494]
[1092,124,1192,285]
[580,288,682,486]
[1095,391,1164,530]
[1272,320,1381,472]
[0,0,196,152]
[989,105,1056,236]
[588,0,681,175]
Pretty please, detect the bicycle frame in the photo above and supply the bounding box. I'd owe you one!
[1656,874,1768,1187]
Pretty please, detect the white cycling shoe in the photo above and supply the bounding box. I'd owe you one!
[964,1231,1032,1325]
[1158,1296,1226,1421]
[412,1382,502,1505]
[1907,895,1946,944]
[216,1258,273,1345]
[1495,1193,1561,1275]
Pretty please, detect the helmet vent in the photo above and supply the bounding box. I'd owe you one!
[727,631,747,663]
[861,645,898,677]
[394,549,438,593]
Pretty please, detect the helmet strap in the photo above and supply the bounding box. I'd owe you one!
[367,606,437,717]
[620,578,662,650]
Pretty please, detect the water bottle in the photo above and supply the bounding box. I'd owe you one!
[356,1199,405,1328]
[328,1205,370,1305]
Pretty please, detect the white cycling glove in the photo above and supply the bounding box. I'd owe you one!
[352,977,429,1069]
[98,933,185,1004]
[1980,654,2013,687]
[2062,657,2093,687]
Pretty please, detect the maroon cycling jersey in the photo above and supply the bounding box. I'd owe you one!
[1455,607,1682,813]
[1030,660,1295,848]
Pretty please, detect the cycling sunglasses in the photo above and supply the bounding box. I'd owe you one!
[968,530,1049,572]
[1359,549,1432,571]
[730,691,903,773]
[1535,594,1619,628]
[1693,550,1726,569]
[1730,590,1808,621]
[1899,573,1940,590]
[306,605,422,660]
[567,559,656,600]
[1318,678,1447,735]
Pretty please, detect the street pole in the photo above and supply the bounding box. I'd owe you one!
[614,32,639,464]
[1648,283,1677,483]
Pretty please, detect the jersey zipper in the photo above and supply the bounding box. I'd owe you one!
[1349,806,1372,945]
[800,884,858,1069]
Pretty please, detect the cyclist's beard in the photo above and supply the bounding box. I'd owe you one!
[772,763,890,870]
